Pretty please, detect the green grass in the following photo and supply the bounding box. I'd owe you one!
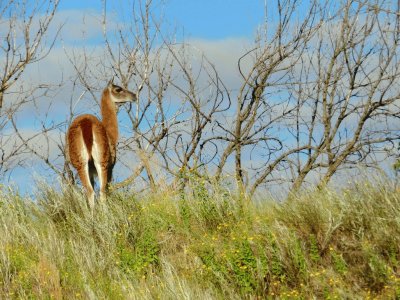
[0,181,399,299]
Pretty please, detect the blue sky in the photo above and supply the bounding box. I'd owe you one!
[58,0,266,40]
[163,0,265,39]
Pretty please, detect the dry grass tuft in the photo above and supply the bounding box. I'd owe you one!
[0,180,399,298]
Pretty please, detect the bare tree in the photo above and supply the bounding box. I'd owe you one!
[62,0,231,192]
[288,0,400,191]
[0,0,60,177]
[211,0,325,194]
[202,0,400,195]
[10,0,400,197]
[62,0,400,195]
[0,0,60,109]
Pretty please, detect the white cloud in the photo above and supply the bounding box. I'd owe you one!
[187,38,253,89]
[56,9,105,43]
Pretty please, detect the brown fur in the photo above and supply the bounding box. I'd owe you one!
[66,83,136,207]
[80,118,93,154]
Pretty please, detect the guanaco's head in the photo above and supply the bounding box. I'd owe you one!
[107,81,137,104]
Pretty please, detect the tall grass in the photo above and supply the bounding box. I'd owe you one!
[0,180,399,299]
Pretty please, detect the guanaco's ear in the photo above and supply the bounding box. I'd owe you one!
[108,76,114,88]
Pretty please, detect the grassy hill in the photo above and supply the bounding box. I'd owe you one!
[0,181,399,299]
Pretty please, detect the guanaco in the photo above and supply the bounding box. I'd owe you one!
[66,81,136,208]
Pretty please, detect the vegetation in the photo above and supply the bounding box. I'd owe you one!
[1,2,399,298]
[0,180,399,299]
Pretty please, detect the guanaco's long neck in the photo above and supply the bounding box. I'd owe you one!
[101,88,118,147]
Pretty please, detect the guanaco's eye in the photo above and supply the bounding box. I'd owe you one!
[114,87,122,93]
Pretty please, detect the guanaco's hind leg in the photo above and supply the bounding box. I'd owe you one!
[67,125,95,209]
[92,129,110,203]
[77,164,95,209]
